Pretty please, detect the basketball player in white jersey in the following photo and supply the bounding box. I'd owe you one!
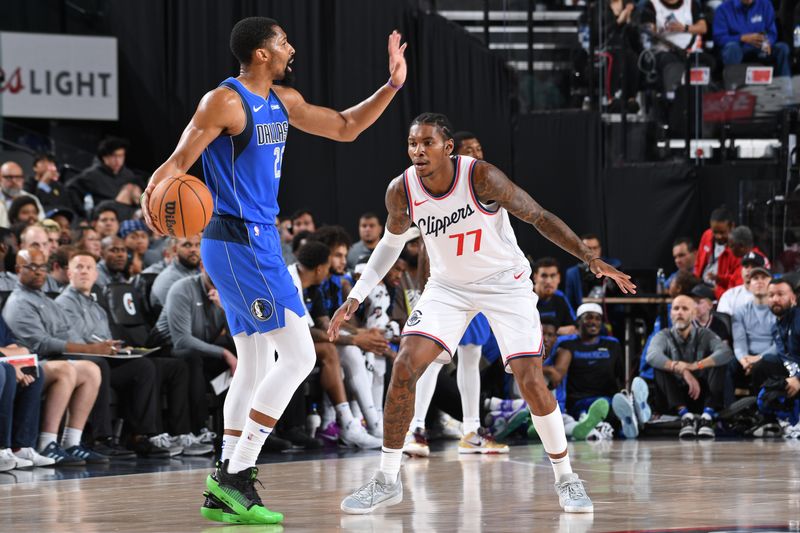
[330,113,636,514]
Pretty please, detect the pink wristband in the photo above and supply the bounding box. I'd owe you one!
[387,78,403,90]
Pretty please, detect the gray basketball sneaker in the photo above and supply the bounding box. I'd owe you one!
[555,473,594,513]
[340,471,403,514]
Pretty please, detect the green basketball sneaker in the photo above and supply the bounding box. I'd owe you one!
[205,460,284,524]
[571,399,610,441]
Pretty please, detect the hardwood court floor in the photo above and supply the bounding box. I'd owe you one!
[2,439,800,533]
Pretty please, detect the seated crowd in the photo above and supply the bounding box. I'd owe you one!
[0,133,797,473]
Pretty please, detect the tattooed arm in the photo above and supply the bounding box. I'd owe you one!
[472,162,636,294]
[328,177,412,340]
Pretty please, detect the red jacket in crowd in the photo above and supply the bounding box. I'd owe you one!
[693,229,717,279]
[714,246,770,299]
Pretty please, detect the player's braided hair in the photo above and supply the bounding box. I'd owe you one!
[230,17,280,65]
[411,113,455,141]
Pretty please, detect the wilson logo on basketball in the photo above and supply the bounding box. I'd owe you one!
[163,201,178,236]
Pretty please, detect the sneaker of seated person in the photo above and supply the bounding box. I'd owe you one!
[92,437,137,459]
[39,441,86,466]
[340,420,382,449]
[0,448,32,469]
[197,428,217,445]
[170,433,214,456]
[66,444,110,465]
[131,435,171,458]
[0,449,17,472]
[280,425,324,450]
[696,414,715,439]
[403,428,430,457]
[263,433,293,453]
[148,433,183,457]
[679,413,697,439]
[458,428,509,454]
[316,421,341,445]
[14,447,56,467]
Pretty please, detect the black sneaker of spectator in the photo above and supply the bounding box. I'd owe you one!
[280,425,324,450]
[131,437,172,458]
[66,444,110,464]
[679,414,696,439]
[93,438,137,460]
[696,416,715,439]
[262,433,292,453]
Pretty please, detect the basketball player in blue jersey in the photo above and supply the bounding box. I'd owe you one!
[140,17,407,525]
[331,113,636,515]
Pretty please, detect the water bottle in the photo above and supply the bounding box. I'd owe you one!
[759,33,769,58]
[794,25,800,49]
[306,403,321,438]
[578,24,590,52]
[656,268,666,294]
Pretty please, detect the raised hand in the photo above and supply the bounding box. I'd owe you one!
[328,298,360,341]
[388,30,408,87]
[589,259,637,294]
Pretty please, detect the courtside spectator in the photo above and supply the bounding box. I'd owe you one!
[92,204,121,240]
[96,236,130,288]
[290,208,316,235]
[691,283,731,344]
[46,207,75,245]
[152,272,233,435]
[8,196,41,228]
[2,249,125,463]
[712,0,790,77]
[66,137,143,213]
[0,228,17,290]
[453,131,484,160]
[107,181,142,222]
[120,219,150,277]
[533,257,577,335]
[646,295,733,438]
[667,237,697,290]
[150,235,202,307]
[732,267,775,380]
[55,253,172,458]
[347,212,383,270]
[74,226,102,260]
[0,161,45,228]
[25,153,69,212]
[717,251,767,315]
[714,226,770,299]
[19,225,61,293]
[695,206,734,287]
[565,234,621,310]
[47,245,77,291]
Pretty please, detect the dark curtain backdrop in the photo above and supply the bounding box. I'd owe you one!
[512,111,603,271]
[1,0,517,234]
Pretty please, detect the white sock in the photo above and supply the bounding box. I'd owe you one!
[531,404,572,480]
[379,446,403,482]
[220,434,240,462]
[61,427,82,448]
[463,417,481,435]
[550,454,573,481]
[350,400,363,422]
[228,418,272,474]
[335,402,355,428]
[322,394,335,427]
[38,432,58,451]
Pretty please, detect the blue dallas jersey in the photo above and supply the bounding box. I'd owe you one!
[200,77,304,336]
[202,77,288,224]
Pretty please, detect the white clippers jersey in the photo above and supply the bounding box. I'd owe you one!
[403,155,529,285]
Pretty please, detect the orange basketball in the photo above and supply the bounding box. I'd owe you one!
[149,174,213,238]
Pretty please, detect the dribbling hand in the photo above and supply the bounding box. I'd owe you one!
[589,258,637,294]
[140,180,164,236]
[328,298,360,342]
[388,30,408,88]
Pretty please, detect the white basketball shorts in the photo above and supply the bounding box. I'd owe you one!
[401,268,543,373]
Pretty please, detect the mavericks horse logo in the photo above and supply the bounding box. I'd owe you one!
[250,298,274,321]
